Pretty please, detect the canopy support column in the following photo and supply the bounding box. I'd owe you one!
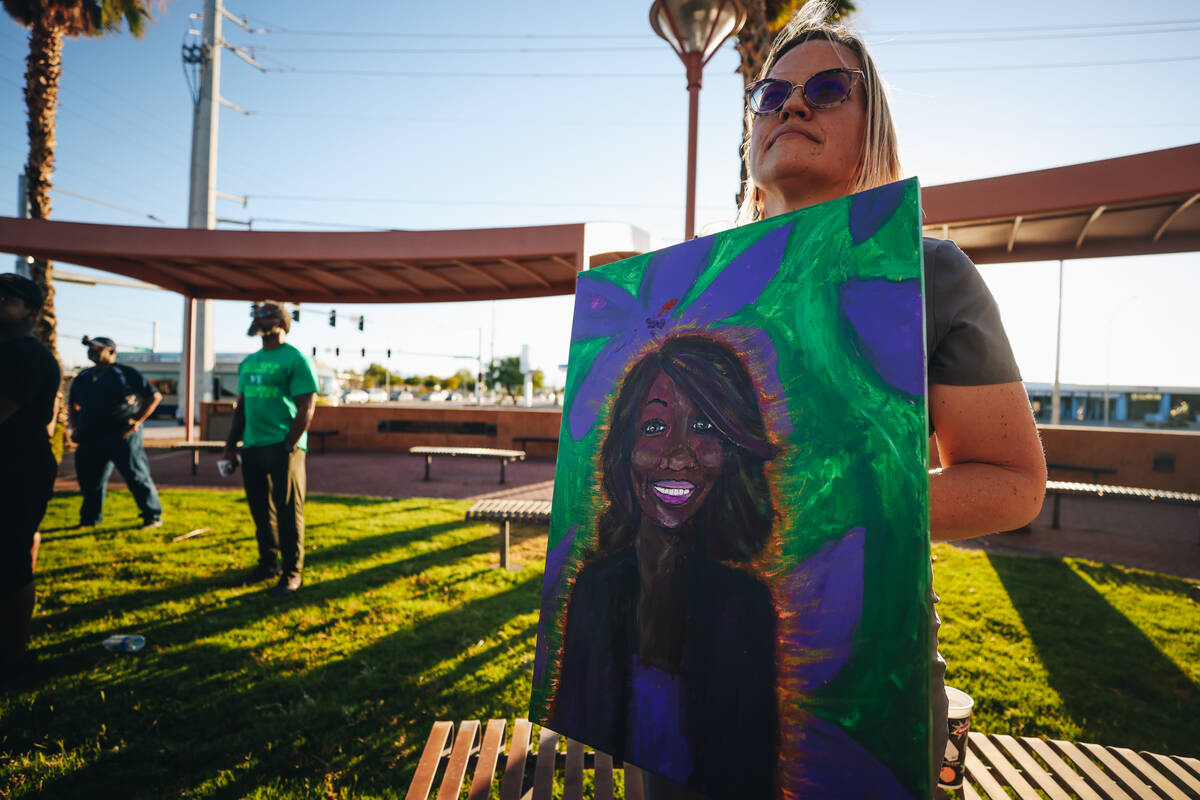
[183,295,197,442]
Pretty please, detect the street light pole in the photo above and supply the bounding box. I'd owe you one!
[650,0,747,242]
[683,52,702,241]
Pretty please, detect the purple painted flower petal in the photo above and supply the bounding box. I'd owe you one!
[782,712,914,799]
[685,224,792,326]
[848,180,907,245]
[572,274,642,343]
[568,335,638,440]
[534,524,579,686]
[839,279,925,397]
[640,236,714,315]
[780,527,864,691]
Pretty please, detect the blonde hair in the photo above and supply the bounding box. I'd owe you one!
[736,1,902,225]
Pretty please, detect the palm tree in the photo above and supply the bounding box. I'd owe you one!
[2,0,158,357]
[733,0,856,208]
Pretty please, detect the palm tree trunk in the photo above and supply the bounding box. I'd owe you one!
[22,19,68,454]
[22,19,61,358]
[734,0,772,210]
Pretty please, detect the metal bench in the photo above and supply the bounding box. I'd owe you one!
[168,440,227,476]
[409,446,526,484]
[308,429,338,454]
[465,499,552,569]
[1044,480,1200,530]
[1046,462,1118,483]
[512,435,559,457]
[404,720,1200,800]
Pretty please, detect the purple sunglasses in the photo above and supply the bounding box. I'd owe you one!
[746,68,865,114]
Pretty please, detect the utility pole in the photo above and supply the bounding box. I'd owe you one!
[14,175,32,277]
[179,0,259,437]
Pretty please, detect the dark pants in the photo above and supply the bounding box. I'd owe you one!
[75,428,163,525]
[241,444,306,579]
[1,441,55,674]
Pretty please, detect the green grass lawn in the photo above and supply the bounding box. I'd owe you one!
[2,489,1197,799]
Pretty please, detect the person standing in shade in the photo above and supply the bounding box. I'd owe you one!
[222,302,319,598]
[67,336,164,528]
[0,273,60,681]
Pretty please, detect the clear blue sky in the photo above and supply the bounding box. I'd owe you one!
[2,0,1198,387]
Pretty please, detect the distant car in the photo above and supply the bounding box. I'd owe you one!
[366,388,389,403]
[342,389,369,404]
[392,390,415,401]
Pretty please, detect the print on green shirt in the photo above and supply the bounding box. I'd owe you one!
[236,344,320,449]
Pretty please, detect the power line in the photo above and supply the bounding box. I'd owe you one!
[237,24,1200,55]
[889,53,1200,74]
[245,194,731,211]
[272,52,1200,79]
[240,44,663,55]
[871,24,1200,46]
[51,186,167,223]
[241,16,1200,39]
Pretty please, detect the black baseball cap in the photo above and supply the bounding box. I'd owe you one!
[83,335,117,350]
[0,272,45,309]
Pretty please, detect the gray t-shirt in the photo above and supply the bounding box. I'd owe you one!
[924,237,1021,386]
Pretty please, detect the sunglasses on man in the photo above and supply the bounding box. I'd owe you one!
[746,67,864,115]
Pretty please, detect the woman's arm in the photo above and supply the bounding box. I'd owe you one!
[929,381,1046,541]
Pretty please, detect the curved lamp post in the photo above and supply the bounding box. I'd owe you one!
[650,0,747,241]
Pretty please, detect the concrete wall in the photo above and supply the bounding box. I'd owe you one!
[1038,425,1199,493]
[202,403,1198,490]
[202,402,563,458]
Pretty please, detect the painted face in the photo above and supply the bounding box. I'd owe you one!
[748,40,867,207]
[629,368,726,531]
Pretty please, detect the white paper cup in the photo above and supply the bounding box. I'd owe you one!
[939,687,974,789]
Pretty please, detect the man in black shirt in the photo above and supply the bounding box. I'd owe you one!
[68,336,164,528]
[0,273,60,681]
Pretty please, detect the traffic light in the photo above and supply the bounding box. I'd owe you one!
[311,346,317,357]
[329,310,336,327]
[357,315,364,332]
[386,349,391,358]
[335,347,340,356]
[292,308,300,322]
[361,348,366,357]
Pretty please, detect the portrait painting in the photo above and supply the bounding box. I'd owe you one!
[531,178,932,800]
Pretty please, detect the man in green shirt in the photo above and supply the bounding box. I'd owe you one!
[222,302,319,597]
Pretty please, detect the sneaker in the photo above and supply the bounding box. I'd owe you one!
[269,574,302,598]
[141,519,163,530]
[235,563,282,586]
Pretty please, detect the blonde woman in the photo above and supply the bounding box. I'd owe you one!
[740,3,1046,797]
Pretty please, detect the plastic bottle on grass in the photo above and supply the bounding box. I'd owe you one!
[102,634,145,653]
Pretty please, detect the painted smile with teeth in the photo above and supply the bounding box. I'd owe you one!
[652,480,697,505]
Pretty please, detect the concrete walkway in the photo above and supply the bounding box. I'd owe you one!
[55,448,1199,580]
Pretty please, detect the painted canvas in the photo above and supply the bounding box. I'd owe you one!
[531,178,932,800]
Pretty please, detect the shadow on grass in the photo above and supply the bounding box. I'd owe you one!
[989,553,1200,754]
[19,574,541,800]
[32,519,479,668]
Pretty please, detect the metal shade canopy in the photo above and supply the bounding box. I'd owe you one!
[649,0,748,63]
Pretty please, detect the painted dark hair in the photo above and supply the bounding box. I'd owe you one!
[596,334,777,560]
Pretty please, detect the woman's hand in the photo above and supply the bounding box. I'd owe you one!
[928,381,1047,541]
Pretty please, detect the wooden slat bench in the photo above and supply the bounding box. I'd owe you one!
[1044,480,1200,531]
[410,447,526,484]
[465,499,552,569]
[404,720,1200,800]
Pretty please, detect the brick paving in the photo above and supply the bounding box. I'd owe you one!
[55,447,1198,581]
